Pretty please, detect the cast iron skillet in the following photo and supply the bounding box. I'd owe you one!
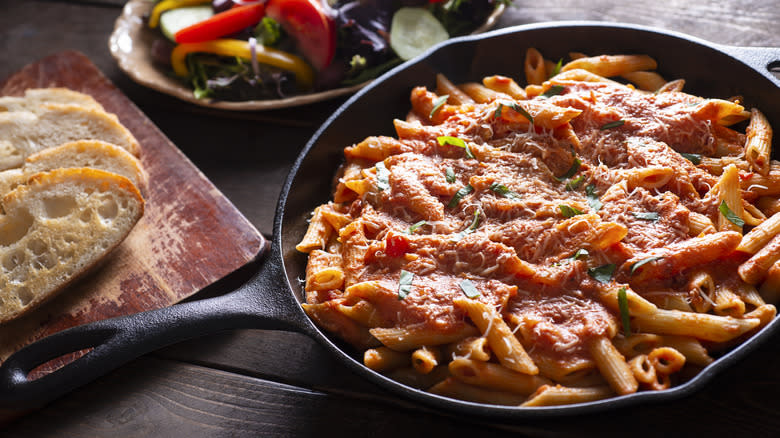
[1,22,779,417]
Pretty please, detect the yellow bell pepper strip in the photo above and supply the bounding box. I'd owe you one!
[149,0,211,29]
[170,39,315,89]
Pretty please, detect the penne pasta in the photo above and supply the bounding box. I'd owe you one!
[454,298,538,375]
[448,358,550,395]
[364,346,409,372]
[411,346,442,374]
[561,54,657,77]
[588,336,638,395]
[745,109,773,176]
[429,377,527,406]
[524,48,547,85]
[521,385,614,407]
[298,52,777,407]
[482,75,527,100]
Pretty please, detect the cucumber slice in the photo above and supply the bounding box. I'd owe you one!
[390,8,450,61]
[159,6,214,42]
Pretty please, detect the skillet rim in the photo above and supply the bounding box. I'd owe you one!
[274,20,780,418]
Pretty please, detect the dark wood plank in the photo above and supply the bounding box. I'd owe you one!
[155,328,780,437]
[6,336,780,437]
[498,1,780,47]
[0,52,264,373]
[1,357,517,438]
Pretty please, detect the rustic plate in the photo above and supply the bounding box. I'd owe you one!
[108,0,506,111]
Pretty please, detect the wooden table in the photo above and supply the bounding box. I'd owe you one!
[1,1,779,436]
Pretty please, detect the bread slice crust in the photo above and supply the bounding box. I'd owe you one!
[0,168,144,324]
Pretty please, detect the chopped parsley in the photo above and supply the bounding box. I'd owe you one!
[559,204,584,218]
[407,220,427,234]
[397,270,414,300]
[719,200,745,228]
[445,166,457,183]
[588,263,616,283]
[448,184,473,208]
[600,120,625,130]
[585,184,603,212]
[429,94,449,118]
[632,211,660,221]
[630,256,663,275]
[459,279,480,298]
[375,161,390,191]
[617,286,632,337]
[489,182,520,199]
[679,152,702,165]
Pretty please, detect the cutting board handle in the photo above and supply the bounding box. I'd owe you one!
[0,249,310,409]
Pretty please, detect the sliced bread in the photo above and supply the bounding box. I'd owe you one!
[0,167,145,323]
[0,88,105,113]
[0,103,140,170]
[0,140,147,197]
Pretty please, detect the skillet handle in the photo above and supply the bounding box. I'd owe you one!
[717,45,780,86]
[0,252,310,409]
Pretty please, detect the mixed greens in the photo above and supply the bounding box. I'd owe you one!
[148,0,510,101]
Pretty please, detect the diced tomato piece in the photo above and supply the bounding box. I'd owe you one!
[385,234,410,257]
[175,3,265,44]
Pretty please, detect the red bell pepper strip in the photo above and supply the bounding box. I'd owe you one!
[174,3,265,44]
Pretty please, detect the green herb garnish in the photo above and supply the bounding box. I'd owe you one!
[437,136,474,158]
[559,204,584,218]
[570,248,589,261]
[585,184,603,212]
[541,84,565,98]
[680,152,702,165]
[630,256,663,275]
[565,175,585,191]
[617,286,632,337]
[429,94,449,118]
[375,161,390,191]
[489,182,520,199]
[398,270,414,300]
[552,248,589,267]
[407,220,427,234]
[588,264,616,283]
[495,101,534,124]
[549,59,563,78]
[556,157,582,181]
[437,135,466,148]
[600,120,625,130]
[453,210,481,241]
[445,166,457,183]
[719,200,745,228]
[632,211,660,221]
[448,184,474,208]
[459,279,480,298]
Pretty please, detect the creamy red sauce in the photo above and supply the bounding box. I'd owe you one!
[303,77,749,367]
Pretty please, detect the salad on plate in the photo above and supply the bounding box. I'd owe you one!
[146,0,510,102]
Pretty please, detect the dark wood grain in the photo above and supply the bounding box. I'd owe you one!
[0,52,264,374]
[2,357,521,438]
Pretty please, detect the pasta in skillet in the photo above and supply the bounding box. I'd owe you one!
[297,48,776,406]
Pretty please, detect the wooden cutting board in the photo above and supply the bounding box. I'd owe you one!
[0,51,265,375]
